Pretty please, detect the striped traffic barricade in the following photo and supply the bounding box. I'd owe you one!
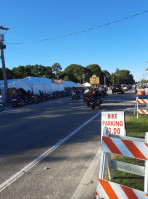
[102,135,148,161]
[136,97,148,118]
[96,179,148,199]
[96,129,148,199]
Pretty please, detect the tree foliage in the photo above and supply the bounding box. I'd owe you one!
[86,64,105,84]
[111,68,135,84]
[0,63,135,85]
[102,70,111,85]
[62,64,84,83]
[51,63,62,78]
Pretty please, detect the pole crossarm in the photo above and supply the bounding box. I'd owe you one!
[0,26,9,31]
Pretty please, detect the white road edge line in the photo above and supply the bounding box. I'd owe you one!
[0,111,101,192]
[71,148,101,199]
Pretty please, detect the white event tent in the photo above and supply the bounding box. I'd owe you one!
[0,79,32,101]
[64,81,83,88]
[0,79,31,91]
[83,82,92,87]
[22,76,64,94]
[0,77,83,101]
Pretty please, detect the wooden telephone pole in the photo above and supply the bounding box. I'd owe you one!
[0,26,9,103]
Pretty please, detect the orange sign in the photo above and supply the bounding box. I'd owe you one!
[90,75,99,84]
[51,79,64,84]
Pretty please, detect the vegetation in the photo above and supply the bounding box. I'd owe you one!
[111,68,135,85]
[0,63,135,85]
[106,114,148,191]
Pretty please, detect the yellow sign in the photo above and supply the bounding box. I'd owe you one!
[90,75,99,84]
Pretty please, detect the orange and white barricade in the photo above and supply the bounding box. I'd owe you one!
[96,128,148,199]
[136,97,148,118]
[96,179,148,199]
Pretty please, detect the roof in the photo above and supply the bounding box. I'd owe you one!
[83,82,92,87]
[64,81,83,87]
[23,76,51,86]
[0,79,31,91]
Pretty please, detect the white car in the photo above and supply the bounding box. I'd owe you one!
[123,85,128,91]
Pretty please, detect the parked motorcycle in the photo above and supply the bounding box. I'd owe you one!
[0,104,4,111]
[72,92,80,100]
[11,96,25,108]
[27,94,38,104]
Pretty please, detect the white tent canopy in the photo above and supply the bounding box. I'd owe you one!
[0,79,32,101]
[64,81,83,88]
[83,82,92,87]
[0,79,31,91]
[22,76,64,94]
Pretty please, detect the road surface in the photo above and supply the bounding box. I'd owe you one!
[0,90,137,199]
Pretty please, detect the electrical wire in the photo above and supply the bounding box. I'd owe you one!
[6,9,148,45]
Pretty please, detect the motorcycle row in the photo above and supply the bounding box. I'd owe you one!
[10,90,72,108]
[0,87,107,111]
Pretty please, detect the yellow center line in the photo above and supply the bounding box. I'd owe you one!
[0,119,27,129]
[0,105,78,129]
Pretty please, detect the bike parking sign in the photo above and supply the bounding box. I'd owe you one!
[101,111,126,136]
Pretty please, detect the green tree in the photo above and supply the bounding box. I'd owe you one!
[38,65,46,76]
[102,70,111,85]
[12,66,25,78]
[63,64,84,83]
[51,63,62,79]
[63,75,70,81]
[141,79,147,84]
[111,68,135,85]
[32,64,39,77]
[23,65,32,77]
[44,66,54,78]
[6,68,15,79]
[86,64,104,84]
[82,68,91,83]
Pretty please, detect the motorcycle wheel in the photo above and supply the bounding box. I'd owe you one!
[91,105,95,110]
[21,99,25,106]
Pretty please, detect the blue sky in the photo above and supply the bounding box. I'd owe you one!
[1,0,148,82]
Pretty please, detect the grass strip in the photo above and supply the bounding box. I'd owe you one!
[105,114,148,191]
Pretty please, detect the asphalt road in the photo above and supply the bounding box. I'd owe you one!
[0,90,137,199]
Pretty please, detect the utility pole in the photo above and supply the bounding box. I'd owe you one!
[82,73,85,84]
[0,26,9,103]
[145,68,148,82]
[104,75,106,87]
[113,75,114,85]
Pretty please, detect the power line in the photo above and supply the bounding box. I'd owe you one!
[6,9,148,45]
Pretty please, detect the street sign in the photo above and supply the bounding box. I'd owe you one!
[90,75,99,85]
[101,111,126,136]
[51,79,63,83]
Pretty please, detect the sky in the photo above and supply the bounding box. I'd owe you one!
[0,0,148,82]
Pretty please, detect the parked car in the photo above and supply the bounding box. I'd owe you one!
[123,85,129,91]
[112,84,124,94]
